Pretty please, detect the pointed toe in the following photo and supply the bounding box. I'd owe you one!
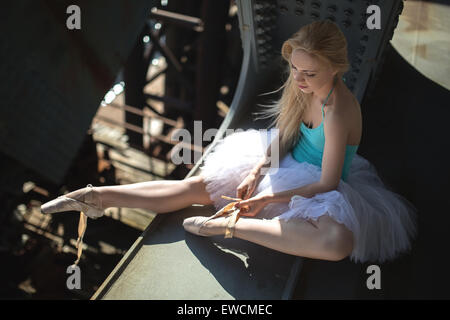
[40,195,104,219]
[183,216,208,236]
[40,196,64,214]
[40,202,50,214]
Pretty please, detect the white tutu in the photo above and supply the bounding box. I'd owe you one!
[199,129,418,264]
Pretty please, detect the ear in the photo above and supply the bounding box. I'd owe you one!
[325,61,338,77]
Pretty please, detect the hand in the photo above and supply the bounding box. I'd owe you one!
[236,171,260,200]
[235,195,269,217]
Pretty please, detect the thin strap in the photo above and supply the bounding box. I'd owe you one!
[321,84,334,119]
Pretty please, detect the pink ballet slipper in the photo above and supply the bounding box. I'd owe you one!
[40,184,104,219]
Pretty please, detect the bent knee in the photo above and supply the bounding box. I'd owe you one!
[324,224,354,261]
[186,175,213,205]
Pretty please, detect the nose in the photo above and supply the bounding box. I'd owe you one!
[293,72,304,83]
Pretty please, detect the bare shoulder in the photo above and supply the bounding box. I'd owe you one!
[326,93,359,122]
[325,87,362,144]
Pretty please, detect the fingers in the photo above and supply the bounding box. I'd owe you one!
[235,199,252,210]
[246,184,256,200]
[239,207,257,217]
[236,197,264,217]
[235,199,247,208]
[243,187,252,200]
[241,183,254,200]
[239,187,252,200]
[236,186,247,199]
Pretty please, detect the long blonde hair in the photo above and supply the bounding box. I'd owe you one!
[255,20,350,155]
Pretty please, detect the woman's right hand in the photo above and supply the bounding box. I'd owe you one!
[236,171,260,200]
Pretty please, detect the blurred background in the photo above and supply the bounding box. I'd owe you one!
[0,0,449,299]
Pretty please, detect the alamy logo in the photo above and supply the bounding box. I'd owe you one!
[366,5,381,30]
[66,5,81,30]
[169,122,280,175]
[366,264,381,290]
[66,265,81,290]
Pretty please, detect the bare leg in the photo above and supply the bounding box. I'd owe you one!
[94,176,213,213]
[205,214,354,261]
[67,175,353,261]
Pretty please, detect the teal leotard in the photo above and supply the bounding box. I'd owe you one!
[291,85,359,181]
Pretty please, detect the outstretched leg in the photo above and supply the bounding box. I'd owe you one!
[66,175,213,214]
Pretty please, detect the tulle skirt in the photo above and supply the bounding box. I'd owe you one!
[199,129,418,264]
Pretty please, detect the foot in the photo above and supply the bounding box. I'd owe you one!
[202,216,231,236]
[40,184,105,219]
[183,215,230,237]
[65,185,103,209]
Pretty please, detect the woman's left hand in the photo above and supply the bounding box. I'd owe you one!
[235,194,270,217]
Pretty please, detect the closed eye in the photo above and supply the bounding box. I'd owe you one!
[291,63,316,77]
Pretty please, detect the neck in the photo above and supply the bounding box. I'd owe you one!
[314,76,340,106]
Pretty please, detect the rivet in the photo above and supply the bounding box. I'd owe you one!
[311,2,321,10]
[327,5,337,13]
[279,5,288,14]
[344,8,353,16]
[311,12,320,19]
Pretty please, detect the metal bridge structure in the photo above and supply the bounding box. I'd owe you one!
[2,0,450,299]
[90,0,407,300]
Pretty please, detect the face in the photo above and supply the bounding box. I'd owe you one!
[290,48,337,94]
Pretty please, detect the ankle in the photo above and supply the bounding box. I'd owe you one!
[91,186,105,209]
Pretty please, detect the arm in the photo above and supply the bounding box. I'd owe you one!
[264,111,348,204]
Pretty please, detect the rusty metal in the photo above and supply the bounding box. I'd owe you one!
[108,102,181,127]
[150,7,204,32]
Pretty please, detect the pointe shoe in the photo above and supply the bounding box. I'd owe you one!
[182,204,241,238]
[40,184,104,219]
[182,216,217,237]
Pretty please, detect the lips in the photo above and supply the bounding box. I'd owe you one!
[298,84,308,89]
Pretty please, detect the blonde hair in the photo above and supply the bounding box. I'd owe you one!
[255,20,349,155]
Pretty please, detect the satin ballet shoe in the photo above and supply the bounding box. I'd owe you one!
[182,204,241,238]
[40,184,104,219]
[182,216,218,237]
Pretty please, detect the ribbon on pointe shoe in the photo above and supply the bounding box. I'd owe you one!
[74,212,88,265]
[212,195,247,239]
[72,184,104,265]
[224,207,240,238]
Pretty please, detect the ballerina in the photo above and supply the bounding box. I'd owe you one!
[41,20,417,264]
